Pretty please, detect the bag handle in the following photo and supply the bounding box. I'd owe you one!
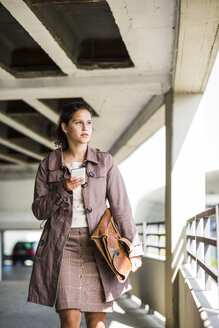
[119,237,133,252]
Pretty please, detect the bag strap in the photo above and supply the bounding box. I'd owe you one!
[109,210,134,252]
[119,237,133,252]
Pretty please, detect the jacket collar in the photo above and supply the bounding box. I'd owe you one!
[48,145,99,171]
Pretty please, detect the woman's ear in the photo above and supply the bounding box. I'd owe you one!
[61,122,68,134]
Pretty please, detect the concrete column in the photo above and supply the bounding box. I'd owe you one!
[165,92,206,327]
[0,231,3,281]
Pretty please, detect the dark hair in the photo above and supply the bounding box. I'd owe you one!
[55,102,93,150]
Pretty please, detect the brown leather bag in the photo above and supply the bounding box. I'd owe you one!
[91,207,133,281]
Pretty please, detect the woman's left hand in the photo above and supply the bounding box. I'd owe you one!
[130,256,142,272]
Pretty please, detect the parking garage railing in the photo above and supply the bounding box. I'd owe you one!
[186,204,219,305]
[136,221,166,259]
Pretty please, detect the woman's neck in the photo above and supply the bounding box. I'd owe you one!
[63,144,88,163]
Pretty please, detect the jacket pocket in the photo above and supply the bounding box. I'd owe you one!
[35,226,50,258]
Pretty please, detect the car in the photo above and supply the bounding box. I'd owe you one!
[12,241,38,266]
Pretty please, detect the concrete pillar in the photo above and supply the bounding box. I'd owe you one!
[165,92,206,327]
[0,231,3,281]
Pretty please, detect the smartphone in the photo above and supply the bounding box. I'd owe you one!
[70,167,85,180]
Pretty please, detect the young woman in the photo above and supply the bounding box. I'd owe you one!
[27,103,143,328]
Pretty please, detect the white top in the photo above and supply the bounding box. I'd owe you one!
[65,161,88,228]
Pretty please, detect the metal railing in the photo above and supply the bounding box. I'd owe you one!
[136,221,166,259]
[186,205,219,303]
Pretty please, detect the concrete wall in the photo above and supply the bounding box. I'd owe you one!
[178,269,204,328]
[130,257,207,327]
[129,256,165,316]
[0,179,40,230]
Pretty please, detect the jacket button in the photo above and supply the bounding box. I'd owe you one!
[63,201,70,209]
[39,240,45,246]
[85,207,92,214]
[89,171,95,177]
[81,182,88,188]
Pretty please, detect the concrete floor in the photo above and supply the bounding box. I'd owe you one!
[0,265,164,328]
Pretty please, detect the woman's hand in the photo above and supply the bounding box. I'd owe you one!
[130,256,142,272]
[62,176,85,191]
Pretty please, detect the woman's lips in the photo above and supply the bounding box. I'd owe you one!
[81,134,89,137]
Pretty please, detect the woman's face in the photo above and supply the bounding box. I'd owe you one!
[61,109,92,145]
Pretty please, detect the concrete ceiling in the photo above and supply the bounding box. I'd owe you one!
[0,0,218,177]
[0,0,176,175]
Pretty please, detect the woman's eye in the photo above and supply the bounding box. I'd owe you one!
[75,121,92,125]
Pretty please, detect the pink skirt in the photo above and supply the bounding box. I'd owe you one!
[55,227,113,313]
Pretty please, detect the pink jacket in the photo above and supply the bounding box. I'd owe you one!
[27,145,143,307]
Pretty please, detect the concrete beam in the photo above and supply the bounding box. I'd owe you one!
[107,0,176,71]
[31,0,105,4]
[0,66,15,80]
[110,94,164,161]
[0,64,59,125]
[0,73,167,100]
[0,137,43,161]
[174,0,219,92]
[24,98,59,124]
[0,112,55,149]
[1,0,77,75]
[114,105,165,164]
[0,153,28,166]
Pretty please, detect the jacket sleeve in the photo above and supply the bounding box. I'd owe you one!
[32,159,72,220]
[106,154,143,258]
